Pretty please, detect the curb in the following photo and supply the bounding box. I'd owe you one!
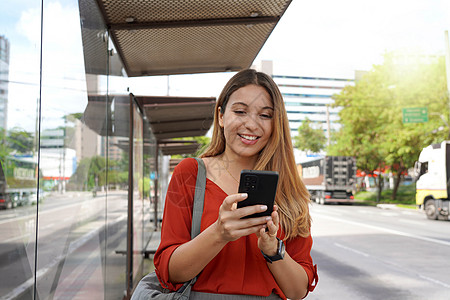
[376,204,419,211]
[376,204,401,210]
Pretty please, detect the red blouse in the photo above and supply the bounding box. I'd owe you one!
[154,158,317,299]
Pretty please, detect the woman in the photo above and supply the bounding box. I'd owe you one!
[154,69,317,299]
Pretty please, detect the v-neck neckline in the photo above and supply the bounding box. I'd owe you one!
[206,177,231,196]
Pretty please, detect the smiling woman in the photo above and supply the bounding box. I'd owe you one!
[153,69,318,300]
[218,84,274,159]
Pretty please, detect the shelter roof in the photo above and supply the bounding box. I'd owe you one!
[91,0,292,76]
[84,94,215,155]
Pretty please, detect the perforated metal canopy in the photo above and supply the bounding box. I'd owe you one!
[83,94,215,155]
[135,95,216,140]
[94,0,292,76]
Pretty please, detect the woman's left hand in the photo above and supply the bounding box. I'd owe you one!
[256,205,279,256]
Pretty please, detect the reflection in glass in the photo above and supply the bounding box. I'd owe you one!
[1,0,159,298]
[0,0,41,298]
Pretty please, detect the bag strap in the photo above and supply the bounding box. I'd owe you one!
[177,157,206,292]
[191,157,206,239]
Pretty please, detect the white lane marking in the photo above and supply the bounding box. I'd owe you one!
[401,210,421,215]
[40,222,55,230]
[310,205,344,216]
[312,212,450,247]
[4,234,29,243]
[419,275,450,288]
[334,242,370,257]
[398,218,426,226]
[0,197,106,226]
[334,241,450,289]
[0,213,17,218]
[380,212,399,217]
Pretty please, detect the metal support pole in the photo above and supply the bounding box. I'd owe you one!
[126,94,134,299]
[154,143,159,231]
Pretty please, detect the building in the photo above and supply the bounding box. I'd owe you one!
[252,60,356,142]
[272,74,355,140]
[0,36,10,130]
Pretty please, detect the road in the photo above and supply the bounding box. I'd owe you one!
[3,195,449,299]
[0,191,143,300]
[308,203,450,300]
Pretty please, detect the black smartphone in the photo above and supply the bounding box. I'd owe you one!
[237,170,279,218]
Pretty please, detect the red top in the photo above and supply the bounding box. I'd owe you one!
[154,158,318,299]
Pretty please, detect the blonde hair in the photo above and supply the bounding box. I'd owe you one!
[201,69,311,239]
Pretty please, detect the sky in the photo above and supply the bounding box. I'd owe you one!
[257,0,450,75]
[2,0,450,131]
[124,0,450,97]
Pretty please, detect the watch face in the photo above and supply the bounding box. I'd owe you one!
[278,239,285,258]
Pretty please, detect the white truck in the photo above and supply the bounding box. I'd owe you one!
[297,156,357,204]
[414,141,450,220]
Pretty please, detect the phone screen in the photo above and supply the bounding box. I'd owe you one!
[237,170,279,218]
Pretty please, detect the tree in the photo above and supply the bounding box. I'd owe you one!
[171,136,212,159]
[380,55,448,199]
[293,118,326,154]
[68,156,108,191]
[329,52,449,201]
[67,157,91,191]
[7,128,34,154]
[0,128,11,160]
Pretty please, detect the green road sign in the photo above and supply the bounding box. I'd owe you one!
[402,107,428,123]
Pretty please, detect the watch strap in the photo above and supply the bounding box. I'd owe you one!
[261,238,285,263]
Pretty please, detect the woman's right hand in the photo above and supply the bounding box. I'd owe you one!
[214,193,271,242]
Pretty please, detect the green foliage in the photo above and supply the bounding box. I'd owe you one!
[171,136,212,158]
[354,183,416,205]
[6,128,34,154]
[329,52,449,199]
[1,128,36,160]
[193,136,212,156]
[65,113,83,121]
[0,128,10,160]
[293,118,327,154]
[68,155,130,191]
[139,177,151,198]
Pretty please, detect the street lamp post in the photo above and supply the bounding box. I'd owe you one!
[445,31,450,130]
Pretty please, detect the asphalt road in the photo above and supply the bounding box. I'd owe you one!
[307,203,450,300]
[2,195,449,299]
[0,192,133,299]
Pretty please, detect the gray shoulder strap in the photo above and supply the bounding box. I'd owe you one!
[191,158,206,238]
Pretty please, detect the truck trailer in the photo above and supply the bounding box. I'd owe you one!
[414,141,450,220]
[297,156,357,204]
[0,156,38,209]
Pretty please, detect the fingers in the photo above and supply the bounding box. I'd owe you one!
[260,205,279,239]
[217,193,271,241]
[217,218,267,242]
[257,205,280,254]
[228,223,267,240]
[271,205,279,229]
[222,193,247,211]
[221,193,268,219]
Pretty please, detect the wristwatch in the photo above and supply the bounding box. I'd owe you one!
[261,238,285,263]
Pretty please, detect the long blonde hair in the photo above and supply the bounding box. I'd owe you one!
[201,69,311,239]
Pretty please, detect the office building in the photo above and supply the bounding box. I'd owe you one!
[0,36,10,130]
[272,74,355,140]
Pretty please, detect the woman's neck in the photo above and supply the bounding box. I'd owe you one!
[220,152,258,171]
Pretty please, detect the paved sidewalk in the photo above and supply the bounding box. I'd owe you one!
[145,231,161,258]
